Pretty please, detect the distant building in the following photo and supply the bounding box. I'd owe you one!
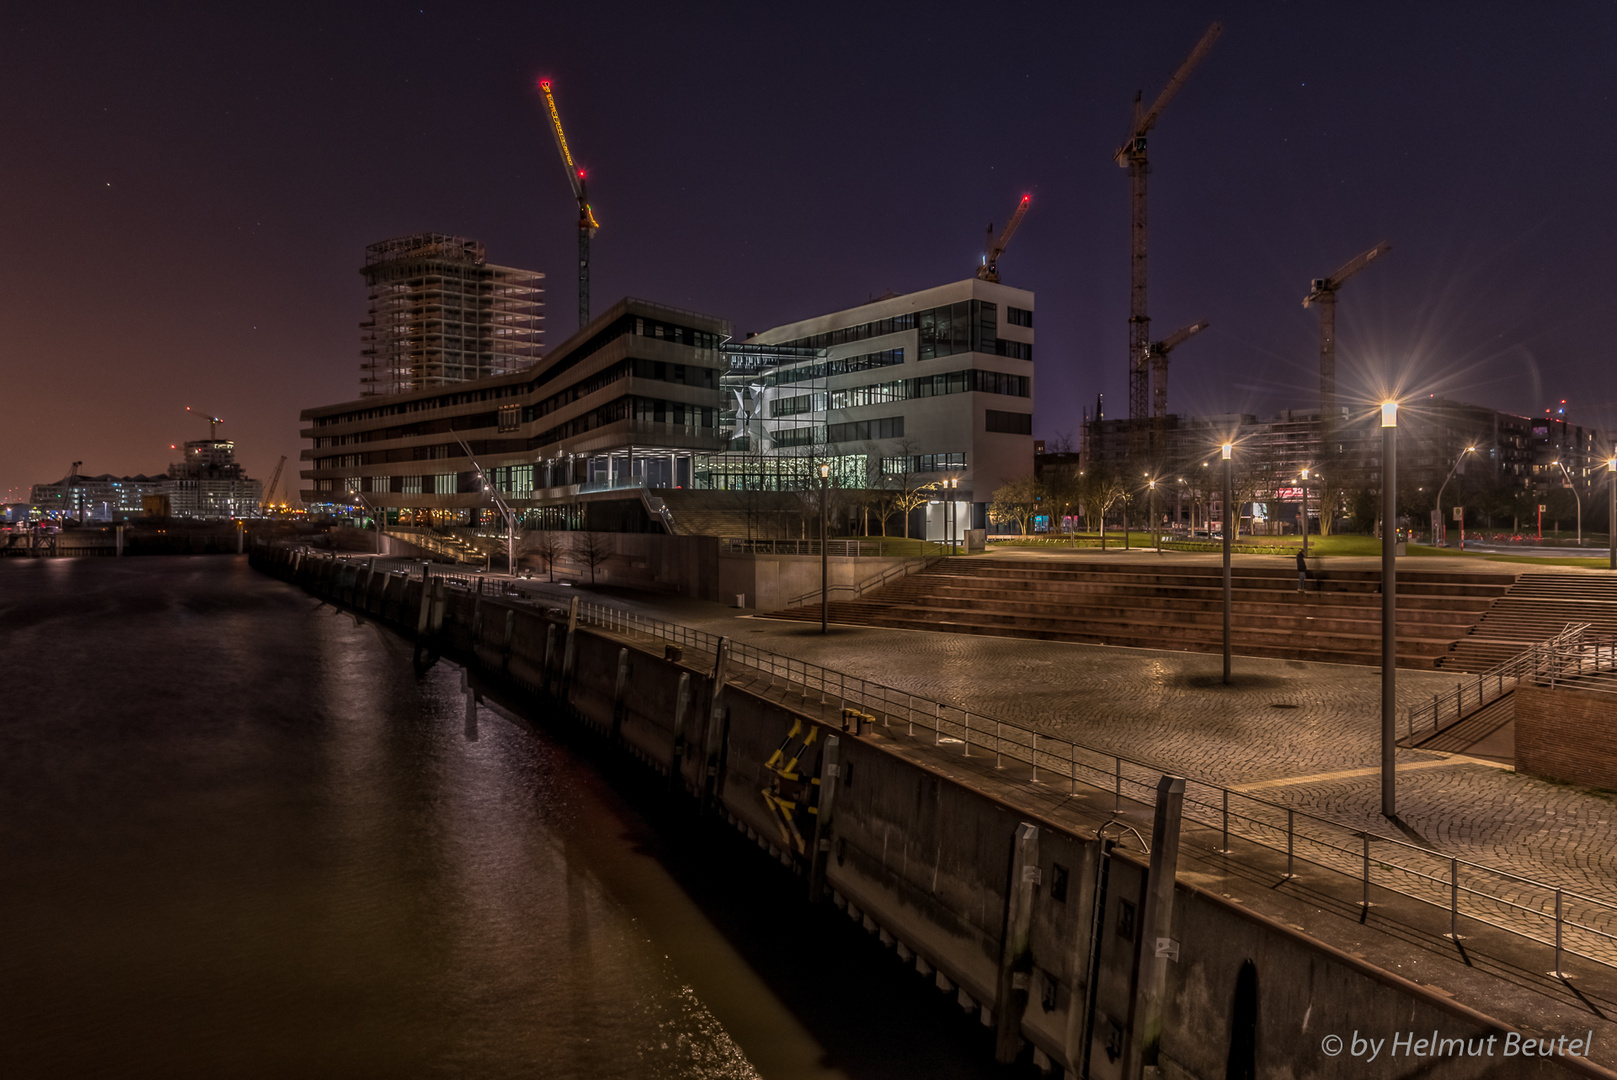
[29,472,165,521]
[360,233,544,397]
[164,439,263,519]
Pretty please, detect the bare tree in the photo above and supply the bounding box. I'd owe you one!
[522,530,564,581]
[569,531,613,584]
[989,475,1044,536]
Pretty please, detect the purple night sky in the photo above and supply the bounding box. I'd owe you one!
[3,2,1614,503]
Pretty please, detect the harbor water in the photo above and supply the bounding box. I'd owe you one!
[0,556,1005,1079]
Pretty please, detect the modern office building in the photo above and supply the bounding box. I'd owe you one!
[730,278,1036,538]
[304,297,731,530]
[359,233,544,397]
[301,279,1037,539]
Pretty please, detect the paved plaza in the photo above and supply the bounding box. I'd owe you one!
[514,550,1617,906]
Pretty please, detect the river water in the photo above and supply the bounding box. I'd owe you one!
[0,557,1005,1079]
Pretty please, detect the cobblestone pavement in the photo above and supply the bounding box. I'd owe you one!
[515,568,1617,916]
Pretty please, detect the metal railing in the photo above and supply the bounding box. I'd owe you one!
[1408,623,1592,736]
[720,537,951,558]
[564,596,1617,977]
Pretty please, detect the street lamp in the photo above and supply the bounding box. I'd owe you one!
[1380,401,1398,819]
[1609,457,1616,572]
[1553,460,1583,546]
[943,475,960,555]
[819,461,831,635]
[1149,478,1159,553]
[1221,443,1232,685]
[1300,468,1310,556]
[1434,446,1477,548]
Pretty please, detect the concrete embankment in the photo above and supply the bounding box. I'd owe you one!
[253,544,1617,1080]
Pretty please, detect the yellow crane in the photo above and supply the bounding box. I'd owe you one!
[260,454,287,514]
[977,194,1031,283]
[539,78,600,331]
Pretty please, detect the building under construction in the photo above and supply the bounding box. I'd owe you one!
[359,233,544,397]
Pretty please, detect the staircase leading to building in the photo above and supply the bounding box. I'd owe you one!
[1438,572,1617,672]
[762,556,1516,669]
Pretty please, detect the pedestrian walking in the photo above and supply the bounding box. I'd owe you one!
[1296,547,1308,592]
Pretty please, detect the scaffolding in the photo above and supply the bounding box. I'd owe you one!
[359,233,544,396]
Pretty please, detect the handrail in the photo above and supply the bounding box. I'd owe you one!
[558,593,1617,975]
[1409,622,1590,737]
[784,554,942,609]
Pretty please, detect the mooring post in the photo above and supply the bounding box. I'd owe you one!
[668,672,692,795]
[610,647,630,741]
[702,638,732,809]
[808,736,841,903]
[562,597,581,686]
[995,822,1040,1063]
[1127,775,1186,1080]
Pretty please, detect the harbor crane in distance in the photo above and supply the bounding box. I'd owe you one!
[1303,240,1391,453]
[538,78,600,331]
[185,406,224,439]
[976,194,1031,283]
[1115,22,1222,439]
[1147,318,1210,423]
[260,454,287,514]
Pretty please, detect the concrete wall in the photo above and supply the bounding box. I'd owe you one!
[719,552,919,610]
[255,543,1614,1080]
[1516,683,1617,789]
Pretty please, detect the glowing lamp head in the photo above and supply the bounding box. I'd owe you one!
[1220,443,1232,461]
[1380,402,1398,427]
[819,463,830,479]
[539,79,551,91]
[1301,468,1310,480]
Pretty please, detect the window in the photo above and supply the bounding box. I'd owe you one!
[402,476,423,494]
[498,404,521,432]
[1007,306,1033,327]
[826,416,904,443]
[985,410,1032,435]
[434,473,456,494]
[996,340,1033,361]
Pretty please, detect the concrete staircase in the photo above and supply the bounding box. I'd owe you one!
[762,557,1516,669]
[1438,572,1617,672]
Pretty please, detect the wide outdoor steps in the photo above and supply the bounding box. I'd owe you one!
[763,557,1516,669]
[1438,572,1617,672]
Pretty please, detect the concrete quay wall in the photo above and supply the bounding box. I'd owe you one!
[253,545,1613,1080]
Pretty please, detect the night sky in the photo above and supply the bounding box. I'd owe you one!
[4,2,1615,504]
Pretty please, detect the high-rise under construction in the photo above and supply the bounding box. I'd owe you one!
[359,233,544,397]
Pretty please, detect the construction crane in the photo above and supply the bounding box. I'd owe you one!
[977,194,1031,283]
[185,406,223,439]
[1146,318,1210,423]
[1115,22,1222,438]
[260,454,287,514]
[538,78,600,332]
[1303,241,1391,452]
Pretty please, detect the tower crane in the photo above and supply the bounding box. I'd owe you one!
[1115,22,1222,441]
[260,454,287,514]
[538,78,600,332]
[1303,240,1391,451]
[1146,318,1210,423]
[977,194,1031,283]
[186,406,224,439]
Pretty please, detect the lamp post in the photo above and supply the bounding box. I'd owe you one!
[1380,401,1398,819]
[943,475,960,554]
[1149,478,1159,553]
[1300,468,1310,556]
[1553,460,1583,546]
[1221,443,1233,685]
[819,461,830,635]
[1434,445,1476,548]
[1609,457,1616,571]
[1176,478,1186,533]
